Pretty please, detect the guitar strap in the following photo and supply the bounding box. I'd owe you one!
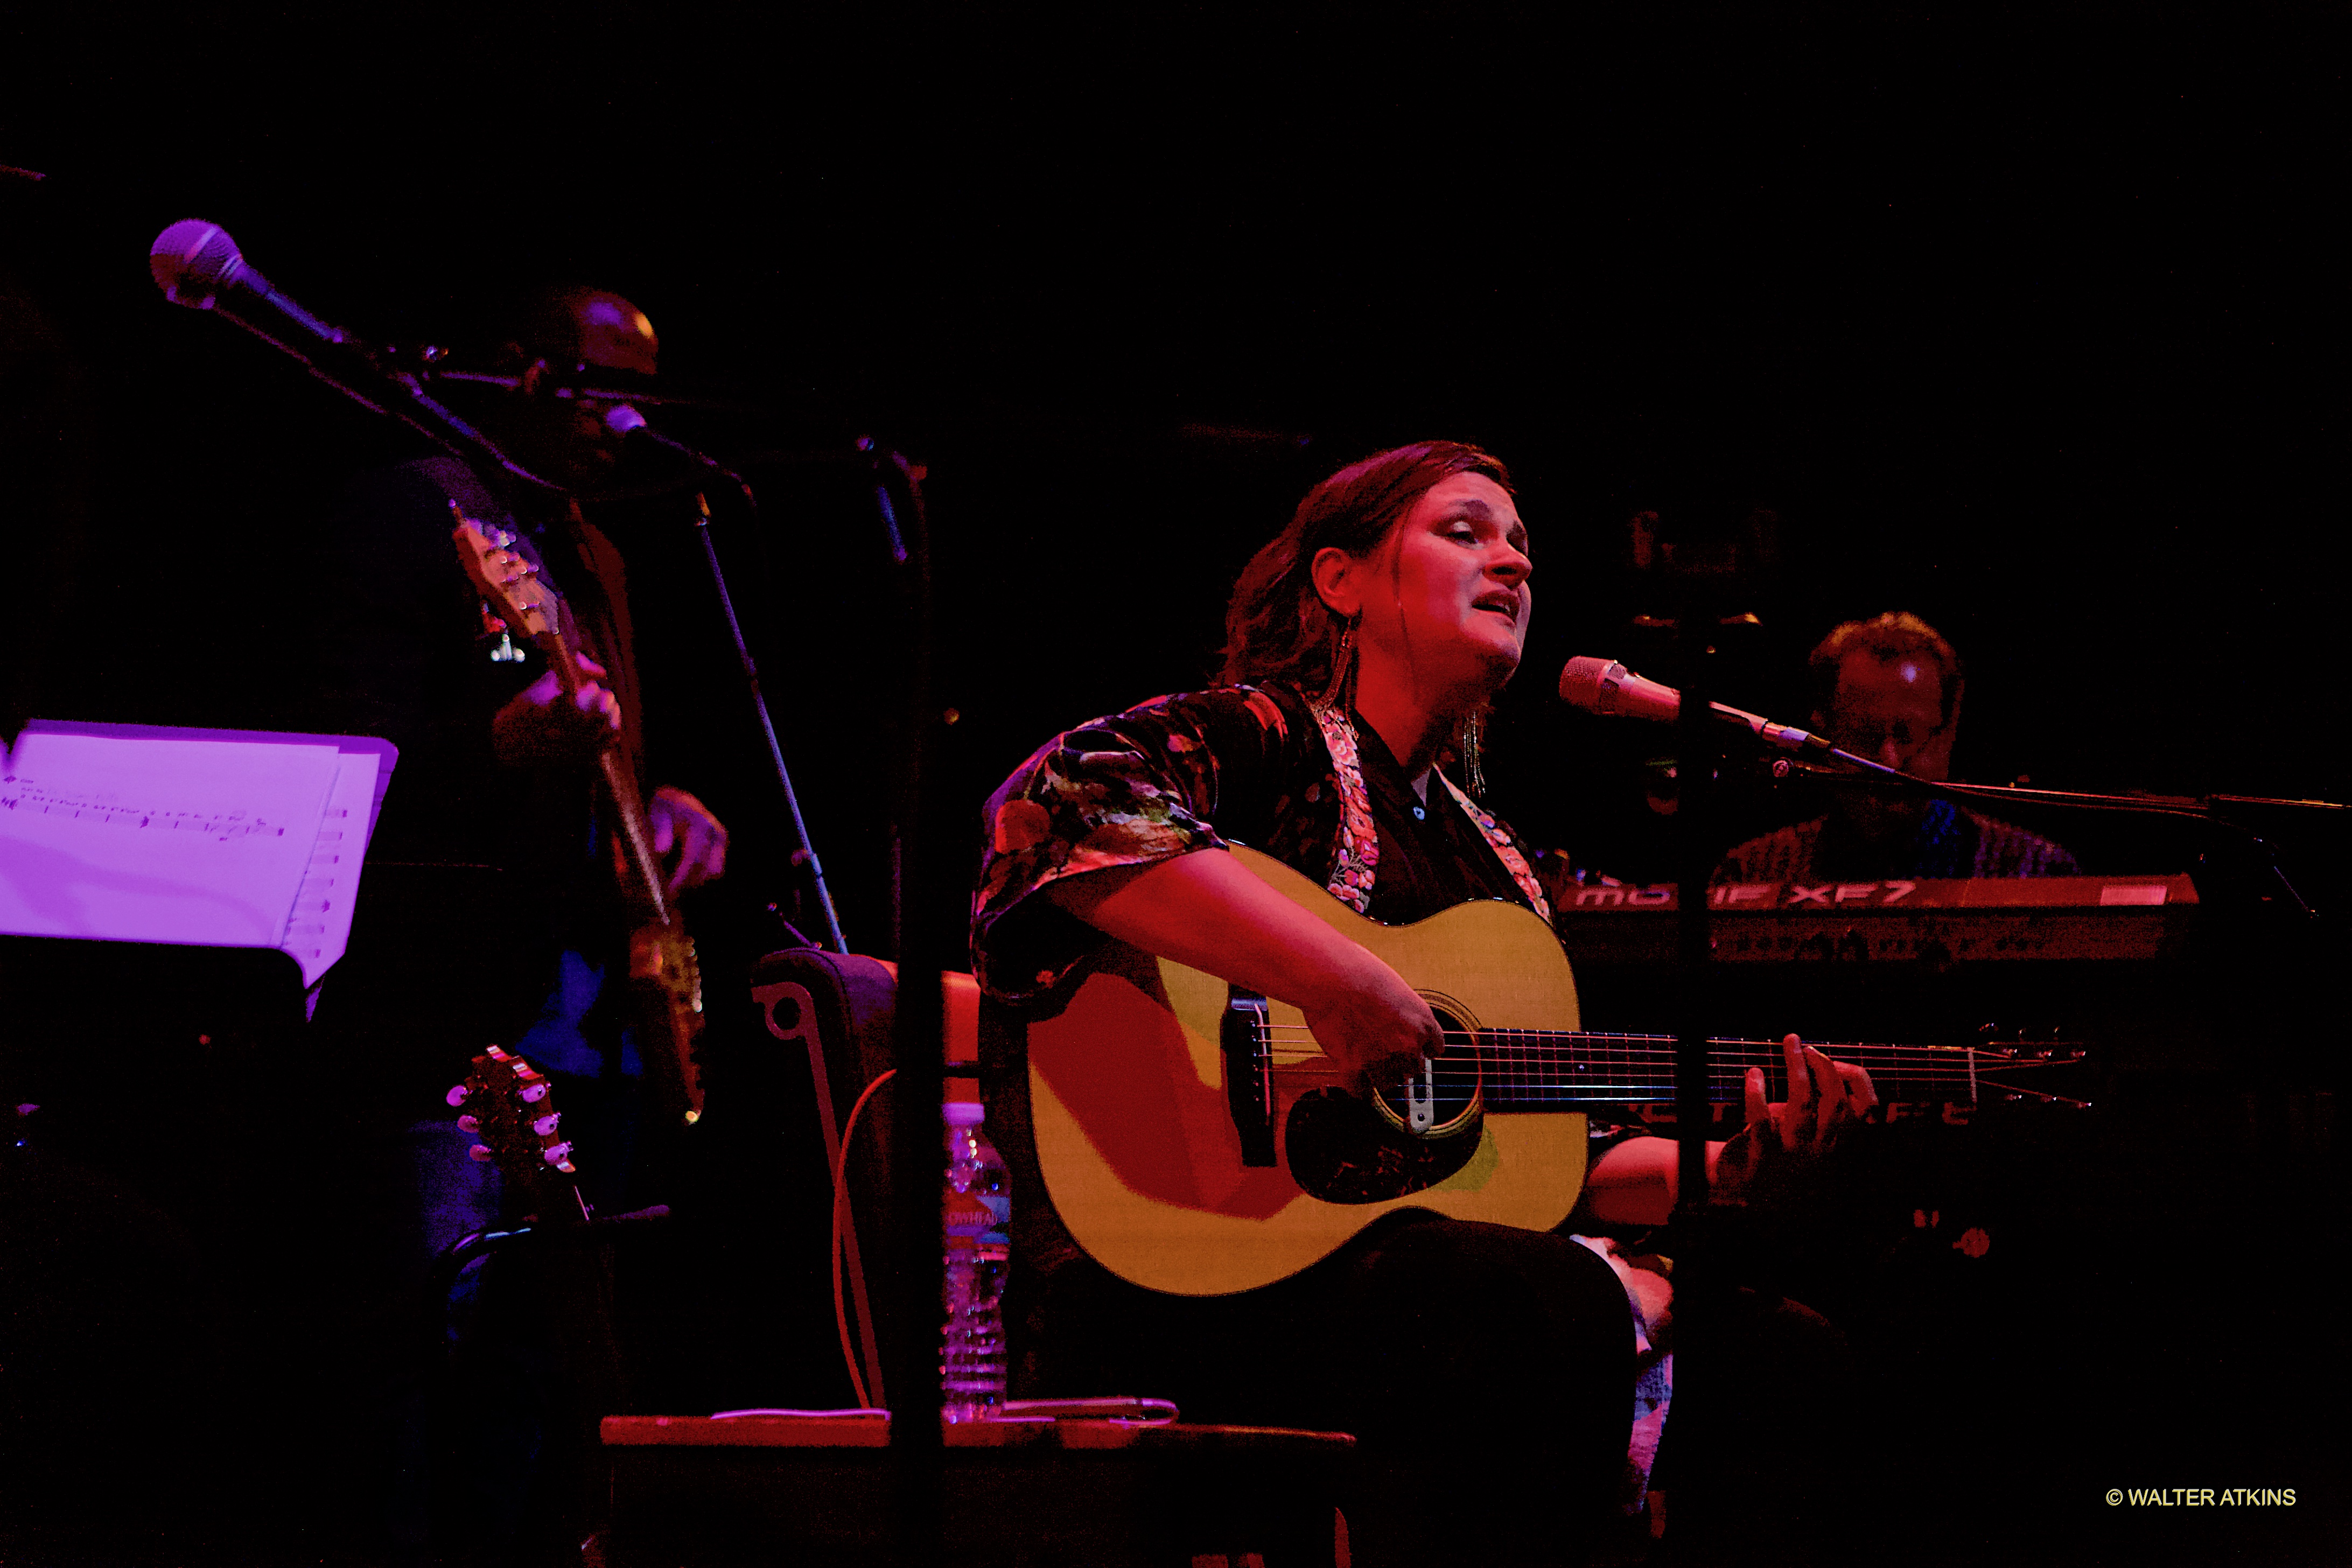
[1307,703,1551,922]
[559,502,647,796]
[1306,701,1382,913]
[1435,772,1552,921]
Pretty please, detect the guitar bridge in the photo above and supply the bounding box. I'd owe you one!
[1221,990,1277,1167]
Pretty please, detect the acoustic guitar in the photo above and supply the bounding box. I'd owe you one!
[448,1045,626,1553]
[452,508,706,1126]
[1024,845,2077,1297]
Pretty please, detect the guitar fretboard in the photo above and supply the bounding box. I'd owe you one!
[1472,1032,2055,1107]
[1259,1024,2076,1105]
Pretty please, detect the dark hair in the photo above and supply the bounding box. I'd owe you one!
[1808,612,1965,727]
[1219,440,1513,691]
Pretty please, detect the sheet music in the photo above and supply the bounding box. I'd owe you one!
[278,748,386,986]
[0,723,397,986]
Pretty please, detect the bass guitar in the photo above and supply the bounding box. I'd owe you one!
[453,507,706,1126]
[1024,845,2077,1297]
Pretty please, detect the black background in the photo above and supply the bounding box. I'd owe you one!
[9,3,2346,922]
[4,4,2346,1564]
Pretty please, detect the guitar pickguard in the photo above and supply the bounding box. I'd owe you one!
[1284,1087,1485,1203]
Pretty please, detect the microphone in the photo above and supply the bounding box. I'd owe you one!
[604,404,761,516]
[148,219,552,486]
[1558,656,1832,753]
[150,219,377,383]
[603,403,723,468]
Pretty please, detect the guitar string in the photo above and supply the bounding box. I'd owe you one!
[1246,1028,2062,1072]
[1253,1074,2047,1099]
[1253,1073,2053,1101]
[1243,1029,2059,1097]
[1252,1047,2039,1069]
[1244,1024,2076,1054]
[1245,1029,2068,1069]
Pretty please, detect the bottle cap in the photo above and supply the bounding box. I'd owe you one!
[943,1101,986,1126]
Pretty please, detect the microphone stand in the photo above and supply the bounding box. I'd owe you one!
[1665,602,1732,1550]
[604,416,851,951]
[177,307,564,494]
[872,441,946,1568]
[1672,634,1720,1223]
[676,475,850,954]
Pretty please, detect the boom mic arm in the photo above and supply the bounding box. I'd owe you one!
[148,219,556,489]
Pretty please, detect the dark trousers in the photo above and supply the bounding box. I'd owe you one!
[1021,1214,1637,1567]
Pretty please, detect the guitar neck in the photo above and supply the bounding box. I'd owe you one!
[596,748,671,927]
[1469,1032,2057,1108]
[534,629,704,1130]
[451,510,680,934]
[533,605,670,929]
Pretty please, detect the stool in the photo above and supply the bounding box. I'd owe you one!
[599,1414,1353,1567]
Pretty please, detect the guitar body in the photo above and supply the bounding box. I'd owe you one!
[626,915,705,1126]
[1026,846,1589,1297]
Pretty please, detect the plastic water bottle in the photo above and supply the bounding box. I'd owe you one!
[941,1100,1010,1422]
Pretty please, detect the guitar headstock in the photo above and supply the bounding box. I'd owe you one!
[450,503,563,655]
[447,1045,588,1225]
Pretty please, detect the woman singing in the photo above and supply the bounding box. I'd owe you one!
[971,440,1870,1564]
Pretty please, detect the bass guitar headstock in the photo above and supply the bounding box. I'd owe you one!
[450,503,566,665]
[448,1045,589,1226]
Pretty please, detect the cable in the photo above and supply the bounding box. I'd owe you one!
[832,1068,897,1409]
[998,1396,1180,1426]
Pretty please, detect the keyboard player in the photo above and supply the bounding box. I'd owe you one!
[1717,612,2078,883]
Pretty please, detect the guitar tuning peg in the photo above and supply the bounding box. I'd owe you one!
[467,1145,495,1163]
[445,1086,470,1107]
[520,1083,549,1103]
[487,1045,513,1062]
[542,1142,573,1165]
[531,1114,559,1137]
[457,1114,481,1133]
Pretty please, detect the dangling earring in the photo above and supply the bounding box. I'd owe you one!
[1317,614,1358,710]
[1458,712,1488,800]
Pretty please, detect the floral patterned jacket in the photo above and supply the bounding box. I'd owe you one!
[970,681,1549,1004]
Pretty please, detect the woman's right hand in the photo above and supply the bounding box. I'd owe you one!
[1044,848,1444,1096]
[1302,949,1446,1096]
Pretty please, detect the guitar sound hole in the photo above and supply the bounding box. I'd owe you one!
[1287,1009,1485,1205]
[1369,1007,1481,1134]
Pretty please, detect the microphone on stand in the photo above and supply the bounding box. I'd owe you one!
[150,220,386,394]
[602,404,759,514]
[1558,655,1834,754]
[603,404,725,470]
[147,218,552,487]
